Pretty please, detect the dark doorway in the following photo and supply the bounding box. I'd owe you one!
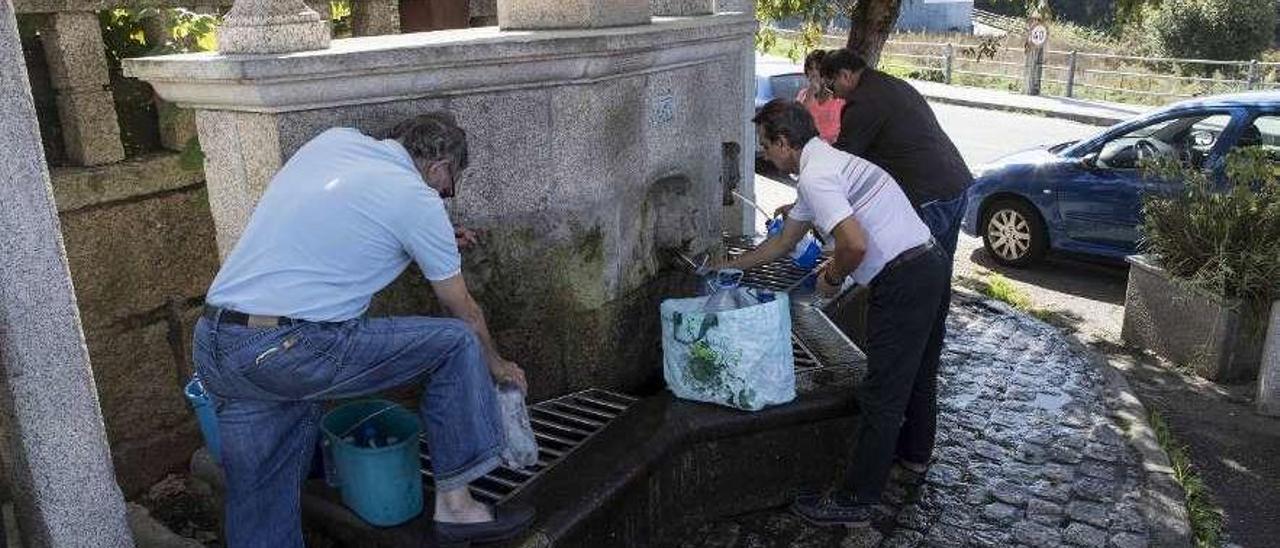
[399,0,471,32]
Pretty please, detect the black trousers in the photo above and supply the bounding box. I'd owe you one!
[840,245,951,502]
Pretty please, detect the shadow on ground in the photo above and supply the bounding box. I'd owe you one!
[1091,339,1280,548]
[966,248,1129,307]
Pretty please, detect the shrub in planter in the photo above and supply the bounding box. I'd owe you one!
[1141,148,1280,306]
[1125,148,1280,380]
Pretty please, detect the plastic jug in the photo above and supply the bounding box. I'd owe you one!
[766,217,823,270]
[183,376,222,464]
[702,269,758,312]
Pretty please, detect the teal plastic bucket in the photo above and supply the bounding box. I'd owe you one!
[183,376,222,464]
[320,400,424,527]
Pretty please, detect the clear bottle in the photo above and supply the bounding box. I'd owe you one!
[703,269,751,312]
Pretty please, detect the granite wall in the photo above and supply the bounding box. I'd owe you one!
[51,153,220,495]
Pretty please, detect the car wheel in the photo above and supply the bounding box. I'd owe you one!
[982,199,1047,267]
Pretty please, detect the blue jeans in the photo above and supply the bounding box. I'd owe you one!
[192,313,504,548]
[917,193,968,259]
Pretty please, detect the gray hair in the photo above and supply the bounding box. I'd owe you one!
[388,112,469,170]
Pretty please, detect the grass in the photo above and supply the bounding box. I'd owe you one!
[1148,409,1225,548]
[955,273,1086,331]
[959,273,1035,310]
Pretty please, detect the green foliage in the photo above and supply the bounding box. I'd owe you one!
[1140,148,1280,312]
[98,8,221,156]
[331,1,354,38]
[1142,0,1276,63]
[179,137,205,172]
[754,0,842,61]
[101,8,220,58]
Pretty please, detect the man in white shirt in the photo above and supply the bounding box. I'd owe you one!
[719,100,950,527]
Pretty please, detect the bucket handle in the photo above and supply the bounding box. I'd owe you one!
[335,403,400,440]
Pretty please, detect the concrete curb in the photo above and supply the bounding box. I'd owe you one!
[952,287,1195,547]
[917,92,1131,127]
[1085,348,1196,548]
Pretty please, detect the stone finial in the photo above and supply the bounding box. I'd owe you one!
[218,0,330,54]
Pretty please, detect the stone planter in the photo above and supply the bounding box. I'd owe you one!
[1122,255,1267,383]
[1257,302,1280,416]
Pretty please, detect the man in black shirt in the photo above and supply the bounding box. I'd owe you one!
[821,48,973,255]
[761,48,969,506]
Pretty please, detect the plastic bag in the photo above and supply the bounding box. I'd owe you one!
[495,384,538,470]
[660,293,796,411]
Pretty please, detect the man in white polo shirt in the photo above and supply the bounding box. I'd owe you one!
[192,113,533,546]
[719,100,950,527]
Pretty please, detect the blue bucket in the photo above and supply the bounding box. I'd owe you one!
[184,376,222,464]
[320,400,424,527]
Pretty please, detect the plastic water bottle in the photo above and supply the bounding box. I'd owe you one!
[791,236,823,270]
[702,269,757,312]
[767,216,823,270]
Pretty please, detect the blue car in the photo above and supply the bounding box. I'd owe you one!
[963,91,1280,266]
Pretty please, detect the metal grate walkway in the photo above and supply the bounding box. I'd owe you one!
[420,389,638,505]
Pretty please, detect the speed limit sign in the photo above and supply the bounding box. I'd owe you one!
[1028,24,1048,47]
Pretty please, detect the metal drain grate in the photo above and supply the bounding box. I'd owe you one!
[724,241,827,292]
[792,335,824,374]
[726,237,838,373]
[419,388,637,504]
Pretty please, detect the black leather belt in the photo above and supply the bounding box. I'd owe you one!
[202,305,295,328]
[881,239,938,276]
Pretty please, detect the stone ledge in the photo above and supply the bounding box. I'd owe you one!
[51,152,205,213]
[124,14,756,113]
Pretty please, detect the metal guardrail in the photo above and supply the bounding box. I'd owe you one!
[764,25,1280,104]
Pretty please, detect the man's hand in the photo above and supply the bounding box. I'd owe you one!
[489,357,528,395]
[454,225,479,249]
[815,265,842,297]
[773,203,795,219]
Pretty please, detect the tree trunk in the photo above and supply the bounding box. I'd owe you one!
[845,0,902,68]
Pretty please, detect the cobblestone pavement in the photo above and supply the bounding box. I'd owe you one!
[670,295,1155,548]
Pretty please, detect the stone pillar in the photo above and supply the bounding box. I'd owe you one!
[218,0,330,54]
[1258,302,1280,417]
[192,110,285,258]
[353,0,401,36]
[652,0,714,16]
[498,0,651,29]
[470,0,499,26]
[39,11,125,166]
[0,4,134,547]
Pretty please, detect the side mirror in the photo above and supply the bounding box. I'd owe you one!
[1080,153,1100,170]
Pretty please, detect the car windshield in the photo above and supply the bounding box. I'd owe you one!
[1096,112,1233,169]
